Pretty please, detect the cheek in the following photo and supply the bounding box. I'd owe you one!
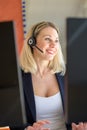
[54,45,59,54]
[36,39,43,47]
[56,46,59,52]
[56,43,60,50]
[37,41,47,50]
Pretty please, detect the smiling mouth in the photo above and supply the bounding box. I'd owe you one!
[47,50,55,55]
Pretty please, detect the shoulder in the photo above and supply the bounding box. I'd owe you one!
[55,72,65,82]
[21,69,31,77]
[20,69,32,84]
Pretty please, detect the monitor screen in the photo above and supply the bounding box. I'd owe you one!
[65,18,87,124]
[0,21,26,127]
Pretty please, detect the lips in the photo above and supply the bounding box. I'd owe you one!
[47,49,55,55]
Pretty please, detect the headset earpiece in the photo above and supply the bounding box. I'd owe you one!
[27,36,36,47]
[27,24,43,53]
[27,25,37,47]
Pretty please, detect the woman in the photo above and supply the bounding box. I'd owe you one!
[20,21,87,130]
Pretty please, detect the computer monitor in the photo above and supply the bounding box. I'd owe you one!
[65,18,87,124]
[0,21,26,127]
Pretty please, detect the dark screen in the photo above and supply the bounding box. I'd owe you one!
[65,18,87,124]
[0,21,26,127]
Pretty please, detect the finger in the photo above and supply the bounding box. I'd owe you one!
[35,120,51,127]
[26,126,34,130]
[33,120,51,130]
[41,128,50,130]
[33,122,41,128]
[33,123,49,130]
[37,120,51,124]
[72,123,78,130]
[33,121,50,129]
[77,122,84,130]
[83,122,87,130]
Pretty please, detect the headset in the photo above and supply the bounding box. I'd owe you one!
[27,25,36,46]
[27,24,43,53]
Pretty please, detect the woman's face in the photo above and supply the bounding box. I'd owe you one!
[33,26,59,61]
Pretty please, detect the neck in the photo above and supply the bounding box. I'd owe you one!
[34,58,50,78]
[37,63,50,78]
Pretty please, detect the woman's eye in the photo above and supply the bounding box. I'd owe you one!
[44,38,59,44]
[45,38,51,41]
[55,39,59,43]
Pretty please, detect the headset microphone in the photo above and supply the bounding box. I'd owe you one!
[27,38,43,53]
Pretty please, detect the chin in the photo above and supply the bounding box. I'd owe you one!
[46,56,54,61]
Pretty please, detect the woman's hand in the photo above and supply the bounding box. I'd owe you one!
[72,122,87,130]
[26,120,51,130]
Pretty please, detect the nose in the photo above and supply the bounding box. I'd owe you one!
[50,41,56,48]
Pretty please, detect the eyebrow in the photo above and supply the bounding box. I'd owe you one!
[42,35,59,39]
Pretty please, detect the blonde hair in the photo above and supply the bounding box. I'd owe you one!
[20,21,66,75]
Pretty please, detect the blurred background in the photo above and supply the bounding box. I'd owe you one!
[0,0,87,59]
[23,0,87,61]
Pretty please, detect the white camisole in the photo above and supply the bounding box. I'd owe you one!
[34,92,67,130]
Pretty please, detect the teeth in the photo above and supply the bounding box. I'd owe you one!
[48,50,54,54]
